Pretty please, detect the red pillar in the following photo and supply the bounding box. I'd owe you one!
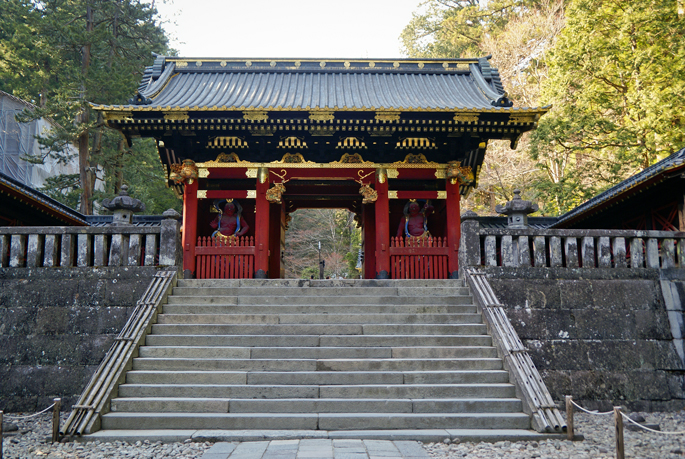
[374,170,390,279]
[254,170,270,278]
[269,202,285,279]
[446,178,461,279]
[182,180,198,278]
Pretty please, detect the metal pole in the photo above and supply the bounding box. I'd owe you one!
[52,398,61,443]
[318,241,323,279]
[566,395,574,440]
[614,407,624,459]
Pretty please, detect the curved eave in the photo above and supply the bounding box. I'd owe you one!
[553,148,685,228]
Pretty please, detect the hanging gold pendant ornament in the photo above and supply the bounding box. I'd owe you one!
[446,161,474,185]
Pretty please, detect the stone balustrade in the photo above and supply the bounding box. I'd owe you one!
[460,217,685,269]
[0,218,181,269]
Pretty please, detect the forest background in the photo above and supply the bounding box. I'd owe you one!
[1,0,684,278]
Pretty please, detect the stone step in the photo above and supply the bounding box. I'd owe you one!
[176,279,463,288]
[171,286,471,297]
[100,412,529,430]
[117,383,517,399]
[144,334,494,347]
[161,304,478,315]
[137,346,498,359]
[154,313,484,325]
[131,358,504,372]
[124,370,511,385]
[109,397,523,414]
[165,295,473,305]
[149,324,489,336]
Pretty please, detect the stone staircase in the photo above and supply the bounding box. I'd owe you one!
[101,279,531,432]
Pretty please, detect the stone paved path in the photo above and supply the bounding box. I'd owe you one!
[200,439,429,459]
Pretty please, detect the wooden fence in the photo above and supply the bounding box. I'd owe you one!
[195,235,255,279]
[389,236,449,279]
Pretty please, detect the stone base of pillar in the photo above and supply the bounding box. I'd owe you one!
[375,270,390,279]
[255,269,267,279]
[449,271,459,279]
[183,269,193,279]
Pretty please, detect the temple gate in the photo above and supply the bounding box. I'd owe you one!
[96,56,547,279]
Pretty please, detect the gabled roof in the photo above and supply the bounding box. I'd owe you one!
[95,55,547,114]
[553,147,685,228]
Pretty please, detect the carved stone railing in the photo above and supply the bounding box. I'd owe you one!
[0,218,181,269]
[460,217,685,269]
[464,267,567,433]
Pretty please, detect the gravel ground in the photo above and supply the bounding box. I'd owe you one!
[426,412,685,459]
[2,411,684,459]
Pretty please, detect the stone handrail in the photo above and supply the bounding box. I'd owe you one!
[463,267,567,433]
[0,219,181,269]
[460,218,685,269]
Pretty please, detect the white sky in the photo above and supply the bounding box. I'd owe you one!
[154,0,425,58]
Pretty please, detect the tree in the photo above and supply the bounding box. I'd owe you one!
[529,0,685,213]
[0,0,175,214]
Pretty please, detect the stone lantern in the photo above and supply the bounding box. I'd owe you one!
[101,185,145,226]
[495,189,538,228]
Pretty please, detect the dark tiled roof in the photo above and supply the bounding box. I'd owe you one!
[471,216,558,230]
[553,147,685,228]
[97,56,545,113]
[0,171,87,226]
[85,215,163,227]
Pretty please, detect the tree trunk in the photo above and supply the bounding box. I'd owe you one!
[78,4,94,214]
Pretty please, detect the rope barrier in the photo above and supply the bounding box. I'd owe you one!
[570,400,613,416]
[620,412,685,435]
[3,403,55,421]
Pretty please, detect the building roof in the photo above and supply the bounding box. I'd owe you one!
[0,171,87,226]
[95,55,547,115]
[553,147,685,228]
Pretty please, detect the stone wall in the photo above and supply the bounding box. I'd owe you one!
[0,267,165,412]
[484,266,685,411]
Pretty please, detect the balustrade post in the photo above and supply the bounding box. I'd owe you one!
[160,209,182,267]
[581,236,595,268]
[94,234,108,267]
[0,234,8,267]
[533,236,547,267]
[26,233,44,268]
[128,234,142,266]
[484,235,497,267]
[646,238,660,268]
[597,237,612,268]
[518,236,531,267]
[678,239,685,268]
[630,238,644,268]
[10,234,26,268]
[550,236,563,267]
[613,237,627,268]
[501,235,516,267]
[44,234,59,267]
[144,234,158,266]
[60,234,75,267]
[564,237,579,268]
[459,211,481,268]
[662,239,676,268]
[77,233,92,267]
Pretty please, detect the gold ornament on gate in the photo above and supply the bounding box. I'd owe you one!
[446,161,474,186]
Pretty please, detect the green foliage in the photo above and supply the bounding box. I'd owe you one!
[0,0,176,214]
[529,0,685,213]
[40,173,82,209]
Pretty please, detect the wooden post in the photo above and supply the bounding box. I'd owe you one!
[182,180,199,279]
[363,204,376,280]
[254,169,270,278]
[446,178,461,278]
[374,169,390,279]
[566,396,574,440]
[52,398,61,443]
[614,406,625,459]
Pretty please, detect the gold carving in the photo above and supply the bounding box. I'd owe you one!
[479,142,487,149]
[199,168,210,178]
[216,152,245,163]
[446,161,475,186]
[359,184,377,204]
[375,111,401,122]
[104,110,133,121]
[248,126,277,136]
[336,137,367,149]
[245,60,252,67]
[270,60,277,67]
[197,190,207,199]
[246,190,257,199]
[266,182,286,204]
[454,113,480,123]
[220,61,227,67]
[278,136,307,148]
[320,61,326,68]
[163,111,189,121]
[243,110,269,121]
[369,62,375,68]
[344,61,350,68]
[369,127,395,137]
[396,138,436,149]
[257,167,268,184]
[209,137,248,149]
[309,111,335,122]
[272,153,313,164]
[418,62,424,69]
[176,60,188,68]
[435,169,447,179]
[388,190,398,199]
[195,61,202,67]
[393,62,400,68]
[333,153,371,164]
[393,153,438,165]
[294,61,301,68]
[443,62,449,69]
[180,159,198,184]
[508,114,539,124]
[437,191,447,199]
[387,169,399,179]
[376,168,387,184]
[309,126,336,136]
[245,168,258,178]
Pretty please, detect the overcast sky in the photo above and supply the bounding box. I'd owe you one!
[154,0,425,58]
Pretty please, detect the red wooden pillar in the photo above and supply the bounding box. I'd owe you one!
[269,201,285,279]
[182,180,199,278]
[363,204,376,280]
[375,169,390,279]
[446,178,461,278]
[254,169,270,278]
